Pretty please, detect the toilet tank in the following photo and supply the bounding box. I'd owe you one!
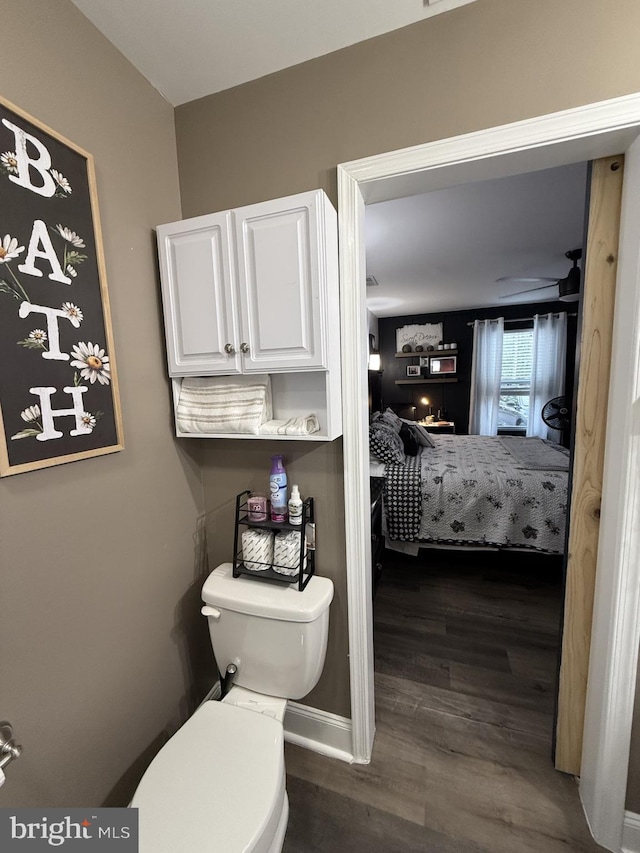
[201,563,334,700]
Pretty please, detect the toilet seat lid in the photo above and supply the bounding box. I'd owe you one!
[131,701,285,853]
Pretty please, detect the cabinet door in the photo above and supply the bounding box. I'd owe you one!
[157,212,241,376]
[233,190,333,373]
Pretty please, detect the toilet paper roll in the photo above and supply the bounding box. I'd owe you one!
[242,528,274,571]
[272,531,306,576]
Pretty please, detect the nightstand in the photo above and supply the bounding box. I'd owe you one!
[424,421,455,434]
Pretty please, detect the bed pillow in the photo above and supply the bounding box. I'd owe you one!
[401,419,436,448]
[375,407,402,433]
[369,421,405,464]
[399,422,419,456]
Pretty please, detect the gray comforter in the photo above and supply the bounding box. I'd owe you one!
[386,434,570,554]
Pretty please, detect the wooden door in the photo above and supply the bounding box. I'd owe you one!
[555,155,625,774]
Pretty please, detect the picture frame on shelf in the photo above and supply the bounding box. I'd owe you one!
[419,356,430,367]
[406,365,421,377]
[430,356,457,375]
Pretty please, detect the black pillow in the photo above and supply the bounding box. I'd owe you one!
[399,422,419,457]
[369,421,405,464]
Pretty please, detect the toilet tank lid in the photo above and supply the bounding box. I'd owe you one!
[202,563,334,622]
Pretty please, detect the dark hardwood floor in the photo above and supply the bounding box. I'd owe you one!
[283,548,605,852]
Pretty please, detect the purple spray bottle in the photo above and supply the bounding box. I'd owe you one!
[269,455,288,522]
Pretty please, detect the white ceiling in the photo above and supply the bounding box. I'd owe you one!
[70,0,477,106]
[365,162,588,317]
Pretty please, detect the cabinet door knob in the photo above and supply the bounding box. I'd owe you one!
[224,343,235,354]
[240,342,250,353]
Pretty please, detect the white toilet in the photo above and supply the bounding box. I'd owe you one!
[130,562,334,852]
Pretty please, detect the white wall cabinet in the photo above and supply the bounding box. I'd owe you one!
[156,189,342,440]
[157,210,241,375]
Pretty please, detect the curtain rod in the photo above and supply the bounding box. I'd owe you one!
[466,313,577,326]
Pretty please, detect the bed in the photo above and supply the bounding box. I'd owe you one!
[370,412,570,555]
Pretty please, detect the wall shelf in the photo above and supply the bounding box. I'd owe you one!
[395,377,458,385]
[395,350,458,358]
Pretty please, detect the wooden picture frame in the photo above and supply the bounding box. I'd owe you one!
[430,356,457,375]
[0,96,123,476]
[396,322,442,353]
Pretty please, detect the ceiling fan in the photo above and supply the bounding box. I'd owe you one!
[498,248,582,302]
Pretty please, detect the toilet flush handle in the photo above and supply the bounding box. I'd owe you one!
[201,606,221,620]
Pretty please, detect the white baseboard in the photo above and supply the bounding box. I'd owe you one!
[623,810,640,853]
[284,701,354,764]
[201,684,354,763]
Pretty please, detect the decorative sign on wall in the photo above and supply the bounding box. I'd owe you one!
[0,97,123,476]
[396,322,443,353]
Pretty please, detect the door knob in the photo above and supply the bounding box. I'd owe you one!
[240,342,250,353]
[224,343,235,354]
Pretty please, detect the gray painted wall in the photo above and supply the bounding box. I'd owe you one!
[0,0,211,807]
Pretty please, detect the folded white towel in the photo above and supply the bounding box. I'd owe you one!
[176,375,272,435]
[259,415,320,436]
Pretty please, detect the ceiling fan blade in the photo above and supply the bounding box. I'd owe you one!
[496,276,558,283]
[499,282,558,298]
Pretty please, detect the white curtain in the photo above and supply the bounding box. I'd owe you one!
[469,318,504,435]
[527,312,567,440]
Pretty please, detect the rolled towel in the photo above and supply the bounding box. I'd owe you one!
[259,415,320,436]
[177,374,272,435]
[273,530,305,576]
[242,528,274,572]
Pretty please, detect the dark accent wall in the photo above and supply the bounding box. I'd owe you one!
[378,300,578,435]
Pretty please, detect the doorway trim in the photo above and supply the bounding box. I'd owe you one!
[337,92,640,851]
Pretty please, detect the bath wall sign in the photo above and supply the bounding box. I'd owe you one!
[0,96,123,476]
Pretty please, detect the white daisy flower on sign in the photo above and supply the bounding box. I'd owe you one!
[80,412,97,432]
[1,151,18,173]
[0,234,24,264]
[55,225,84,247]
[28,329,47,344]
[20,404,41,423]
[51,169,72,194]
[70,341,111,385]
[62,302,83,325]
[66,264,77,277]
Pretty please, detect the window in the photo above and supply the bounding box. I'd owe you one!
[498,329,533,430]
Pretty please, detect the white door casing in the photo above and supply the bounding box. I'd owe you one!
[338,93,640,852]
